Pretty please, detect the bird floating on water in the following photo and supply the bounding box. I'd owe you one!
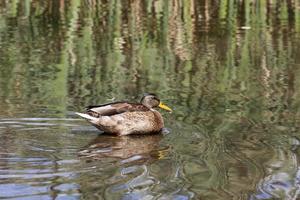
[76,93,172,136]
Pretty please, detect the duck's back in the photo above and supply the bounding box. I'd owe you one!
[87,102,148,117]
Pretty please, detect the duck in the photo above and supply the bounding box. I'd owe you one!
[75,93,172,136]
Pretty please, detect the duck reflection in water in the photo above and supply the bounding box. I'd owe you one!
[78,134,169,163]
[77,134,192,199]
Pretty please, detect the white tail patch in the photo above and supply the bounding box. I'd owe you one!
[75,112,97,121]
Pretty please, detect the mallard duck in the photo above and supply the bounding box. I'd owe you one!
[75,93,172,136]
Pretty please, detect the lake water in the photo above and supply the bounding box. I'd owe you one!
[1,1,300,199]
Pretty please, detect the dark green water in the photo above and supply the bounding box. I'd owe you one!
[1,1,300,199]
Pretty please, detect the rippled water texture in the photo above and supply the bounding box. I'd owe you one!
[1,1,300,199]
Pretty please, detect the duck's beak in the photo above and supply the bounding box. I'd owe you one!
[159,102,172,112]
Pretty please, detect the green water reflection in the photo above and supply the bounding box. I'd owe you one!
[0,1,300,199]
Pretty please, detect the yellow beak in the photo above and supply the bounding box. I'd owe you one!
[158,102,172,112]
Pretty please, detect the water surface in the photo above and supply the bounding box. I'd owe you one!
[1,1,300,199]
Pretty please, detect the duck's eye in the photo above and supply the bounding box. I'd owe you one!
[151,96,158,101]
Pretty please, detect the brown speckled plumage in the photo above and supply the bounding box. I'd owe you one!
[76,94,171,136]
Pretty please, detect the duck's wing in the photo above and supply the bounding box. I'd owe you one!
[86,102,149,116]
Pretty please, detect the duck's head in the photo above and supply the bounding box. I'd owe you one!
[141,93,172,112]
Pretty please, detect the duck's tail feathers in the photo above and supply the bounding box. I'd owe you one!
[75,112,97,121]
